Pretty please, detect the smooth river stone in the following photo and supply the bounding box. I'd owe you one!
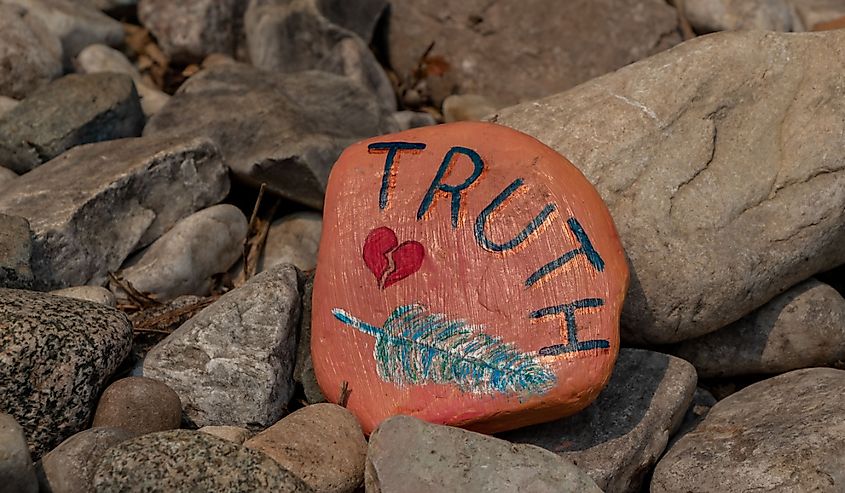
[312,122,628,434]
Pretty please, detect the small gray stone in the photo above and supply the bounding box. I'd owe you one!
[0,135,229,289]
[93,430,312,492]
[74,44,171,117]
[245,404,366,493]
[144,63,394,209]
[0,73,144,174]
[92,377,182,436]
[0,289,133,458]
[367,415,602,493]
[652,368,845,492]
[681,0,797,32]
[673,279,845,377]
[143,264,301,429]
[0,214,33,289]
[262,212,322,273]
[4,0,124,68]
[442,94,497,122]
[50,286,116,307]
[392,110,438,131]
[499,349,697,493]
[0,96,18,117]
[294,272,325,404]
[118,204,248,302]
[36,427,132,493]
[245,0,395,110]
[138,0,245,63]
[313,0,387,41]
[198,426,252,444]
[0,413,37,493]
[0,3,62,100]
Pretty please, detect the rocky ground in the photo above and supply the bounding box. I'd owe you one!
[1,0,844,492]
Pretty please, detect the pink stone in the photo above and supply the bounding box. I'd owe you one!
[312,122,629,434]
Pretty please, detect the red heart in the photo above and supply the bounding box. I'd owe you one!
[362,227,424,289]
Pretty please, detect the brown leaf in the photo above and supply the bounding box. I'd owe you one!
[424,55,450,77]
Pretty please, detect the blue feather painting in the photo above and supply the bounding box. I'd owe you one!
[332,304,556,396]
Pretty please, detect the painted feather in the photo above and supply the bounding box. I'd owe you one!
[332,304,556,396]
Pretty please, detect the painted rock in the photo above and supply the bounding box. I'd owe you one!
[312,122,628,434]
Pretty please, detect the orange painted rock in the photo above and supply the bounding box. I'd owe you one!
[312,122,628,434]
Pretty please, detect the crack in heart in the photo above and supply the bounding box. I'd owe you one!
[363,226,425,289]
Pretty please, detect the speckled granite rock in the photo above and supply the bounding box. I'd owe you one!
[0,289,133,458]
[499,349,697,493]
[0,413,37,493]
[0,135,229,289]
[0,3,62,100]
[93,430,312,492]
[37,427,132,493]
[142,265,300,429]
[0,73,144,174]
[367,416,602,493]
[653,368,845,492]
[144,63,395,209]
[92,377,182,436]
[0,214,33,289]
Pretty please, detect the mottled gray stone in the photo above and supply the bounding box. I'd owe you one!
[138,0,245,63]
[0,73,144,174]
[50,286,116,307]
[0,3,62,99]
[499,349,697,493]
[0,135,229,289]
[245,0,395,110]
[262,212,322,273]
[0,413,37,493]
[145,63,394,209]
[4,0,123,68]
[367,416,602,493]
[0,289,133,458]
[681,0,797,32]
[388,0,680,107]
[37,427,132,493]
[673,279,845,377]
[653,368,845,492]
[92,377,182,436]
[245,404,366,493]
[75,44,170,117]
[294,272,325,404]
[0,214,33,289]
[118,204,248,302]
[143,264,301,429]
[494,30,845,344]
[93,430,312,492]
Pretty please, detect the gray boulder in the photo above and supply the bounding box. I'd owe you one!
[0,3,62,99]
[0,73,144,174]
[499,349,697,493]
[673,279,845,377]
[145,63,395,209]
[652,368,845,492]
[0,289,133,458]
[0,214,33,289]
[367,415,602,492]
[142,264,301,429]
[494,30,845,344]
[0,135,229,289]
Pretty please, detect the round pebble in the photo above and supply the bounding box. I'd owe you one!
[92,377,182,436]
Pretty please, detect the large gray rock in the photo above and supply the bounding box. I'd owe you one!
[367,415,602,493]
[37,427,132,493]
[388,0,681,107]
[245,0,395,110]
[0,289,133,458]
[681,0,797,32]
[0,3,62,99]
[245,404,366,493]
[142,264,301,429]
[138,0,245,63]
[0,135,229,289]
[93,430,312,492]
[145,63,395,209]
[0,73,144,174]
[0,214,33,289]
[652,368,845,492]
[3,0,123,68]
[0,413,37,493]
[499,349,697,493]
[493,30,845,344]
[118,204,248,302]
[673,279,845,377]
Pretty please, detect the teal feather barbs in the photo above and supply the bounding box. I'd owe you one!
[332,304,556,396]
